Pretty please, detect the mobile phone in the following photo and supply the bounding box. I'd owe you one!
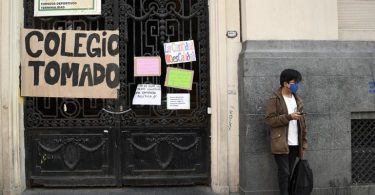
[299,112,307,115]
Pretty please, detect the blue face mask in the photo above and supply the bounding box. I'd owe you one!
[290,83,299,93]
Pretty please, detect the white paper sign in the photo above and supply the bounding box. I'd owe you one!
[132,84,161,105]
[167,94,190,110]
[163,40,196,64]
[34,0,101,17]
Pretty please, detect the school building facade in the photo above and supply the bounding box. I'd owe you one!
[1,0,375,195]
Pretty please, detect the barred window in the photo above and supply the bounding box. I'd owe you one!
[352,119,375,184]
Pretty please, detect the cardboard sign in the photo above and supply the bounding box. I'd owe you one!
[164,67,194,90]
[34,0,101,17]
[167,94,190,110]
[21,29,120,98]
[134,57,161,77]
[132,84,161,105]
[163,40,196,64]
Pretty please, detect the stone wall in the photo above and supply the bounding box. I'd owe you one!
[238,41,375,195]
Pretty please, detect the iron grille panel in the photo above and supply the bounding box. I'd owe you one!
[24,0,117,129]
[24,0,210,129]
[118,0,210,128]
[352,119,375,184]
[24,0,210,187]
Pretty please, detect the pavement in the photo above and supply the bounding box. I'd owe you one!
[22,186,239,195]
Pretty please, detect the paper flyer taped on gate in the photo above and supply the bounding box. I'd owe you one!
[163,40,196,65]
[132,84,161,105]
[164,67,194,90]
[134,56,161,77]
[167,93,190,110]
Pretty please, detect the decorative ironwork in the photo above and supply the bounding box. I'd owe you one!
[38,136,106,170]
[24,0,210,129]
[118,0,210,128]
[352,119,375,184]
[128,134,200,169]
[24,0,210,187]
[122,130,207,179]
[28,131,112,176]
[24,0,117,129]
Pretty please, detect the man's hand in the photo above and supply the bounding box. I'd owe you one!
[290,112,303,120]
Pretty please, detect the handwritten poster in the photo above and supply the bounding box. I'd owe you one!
[134,57,161,77]
[167,94,190,110]
[21,29,119,98]
[163,40,196,64]
[164,67,194,90]
[132,84,161,105]
[34,0,101,17]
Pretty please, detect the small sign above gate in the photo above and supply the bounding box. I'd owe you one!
[34,0,101,17]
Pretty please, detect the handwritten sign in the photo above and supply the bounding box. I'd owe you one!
[21,29,119,98]
[164,67,194,90]
[163,40,196,64]
[134,57,161,77]
[167,94,190,110]
[34,0,101,17]
[132,84,161,105]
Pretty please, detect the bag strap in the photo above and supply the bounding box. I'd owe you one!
[298,120,304,160]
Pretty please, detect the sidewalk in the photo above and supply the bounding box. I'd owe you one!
[22,187,240,195]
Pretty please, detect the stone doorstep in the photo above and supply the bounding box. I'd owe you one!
[22,186,238,195]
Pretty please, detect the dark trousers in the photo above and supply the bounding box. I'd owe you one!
[274,146,299,195]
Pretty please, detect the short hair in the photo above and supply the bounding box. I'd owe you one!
[280,69,302,86]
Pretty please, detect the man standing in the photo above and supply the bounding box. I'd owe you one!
[265,69,308,195]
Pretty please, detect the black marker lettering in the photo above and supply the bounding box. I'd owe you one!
[44,61,60,85]
[79,64,93,86]
[28,61,45,85]
[106,63,119,88]
[25,31,43,58]
[44,32,60,57]
[74,33,87,57]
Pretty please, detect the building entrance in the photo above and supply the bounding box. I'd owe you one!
[24,0,210,187]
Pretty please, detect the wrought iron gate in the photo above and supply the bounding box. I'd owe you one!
[24,0,210,187]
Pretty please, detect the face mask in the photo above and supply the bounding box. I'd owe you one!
[289,83,299,93]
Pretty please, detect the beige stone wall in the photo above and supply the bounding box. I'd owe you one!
[0,2,3,193]
[0,0,25,195]
[241,0,339,40]
[209,0,241,193]
[338,0,375,40]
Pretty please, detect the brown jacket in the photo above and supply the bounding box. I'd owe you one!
[264,88,308,158]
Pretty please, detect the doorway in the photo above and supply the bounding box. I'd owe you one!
[24,0,210,187]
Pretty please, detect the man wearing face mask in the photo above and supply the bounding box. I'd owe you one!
[265,69,308,195]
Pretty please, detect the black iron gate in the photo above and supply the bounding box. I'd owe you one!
[24,0,210,187]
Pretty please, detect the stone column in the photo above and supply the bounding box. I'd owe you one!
[209,0,241,193]
[0,0,25,194]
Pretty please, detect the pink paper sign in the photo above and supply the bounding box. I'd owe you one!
[134,56,161,77]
